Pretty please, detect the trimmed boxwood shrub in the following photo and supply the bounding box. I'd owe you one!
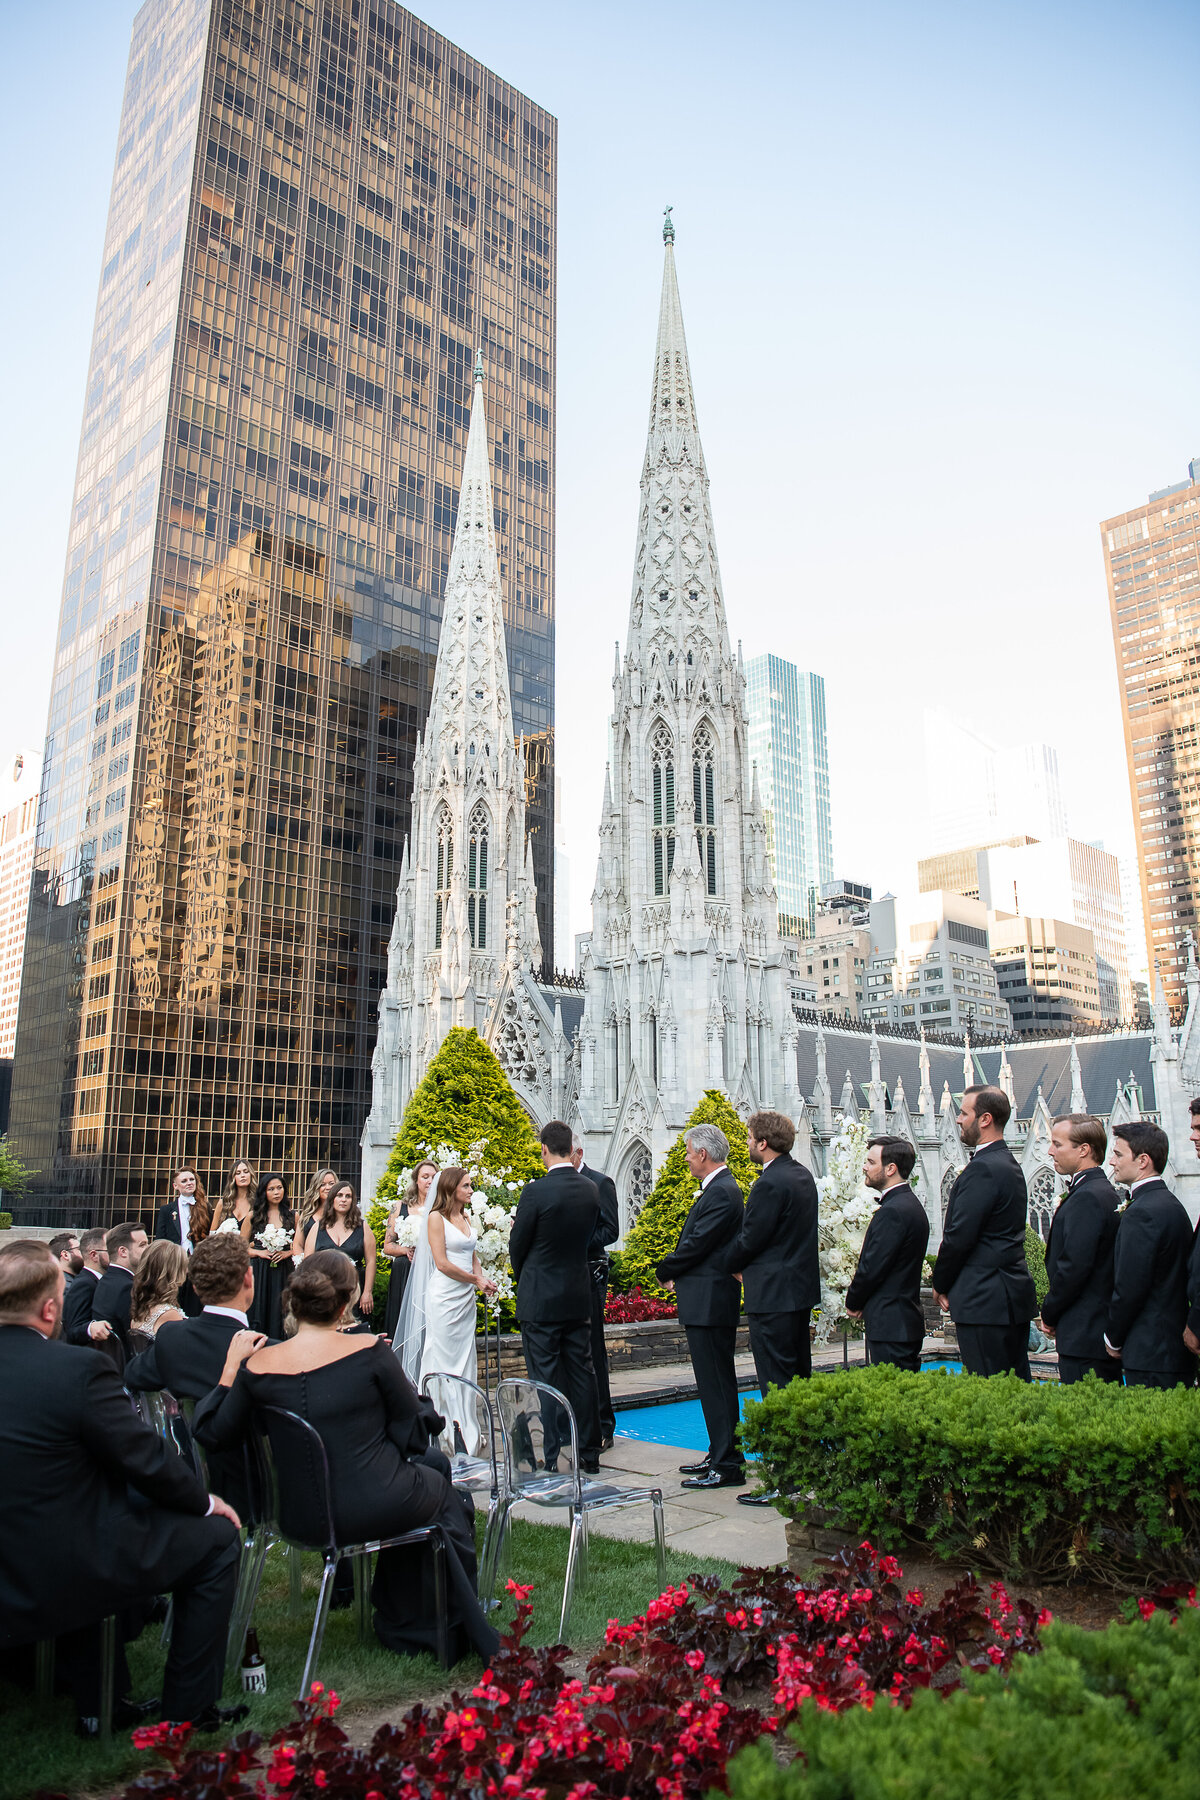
[1025,1221,1049,1306]
[617,1088,753,1297]
[725,1604,1200,1800]
[741,1363,1200,1584]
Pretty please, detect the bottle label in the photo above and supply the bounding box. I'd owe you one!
[242,1665,268,1694]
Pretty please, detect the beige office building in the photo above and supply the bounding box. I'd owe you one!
[989,914,1102,1033]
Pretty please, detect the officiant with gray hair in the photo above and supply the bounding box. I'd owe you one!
[656,1124,746,1490]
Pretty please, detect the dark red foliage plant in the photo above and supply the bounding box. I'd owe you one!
[120,1549,1047,1800]
[604,1285,677,1323]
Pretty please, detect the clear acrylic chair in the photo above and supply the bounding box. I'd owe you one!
[420,1371,508,1607]
[255,1404,452,1696]
[494,1376,666,1642]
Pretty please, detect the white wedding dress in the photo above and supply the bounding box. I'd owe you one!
[396,1214,480,1453]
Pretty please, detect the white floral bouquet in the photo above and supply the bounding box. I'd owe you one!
[216,1217,243,1236]
[813,1119,876,1345]
[389,1213,422,1252]
[256,1223,292,1256]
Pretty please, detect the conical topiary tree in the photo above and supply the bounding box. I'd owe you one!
[616,1089,754,1299]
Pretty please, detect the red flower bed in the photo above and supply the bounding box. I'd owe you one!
[120,1546,1046,1800]
[605,1285,677,1323]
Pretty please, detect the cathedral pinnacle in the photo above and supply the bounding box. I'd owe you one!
[663,204,674,244]
[474,346,485,384]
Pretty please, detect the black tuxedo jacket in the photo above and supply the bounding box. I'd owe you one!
[92,1263,135,1349]
[1186,1220,1200,1339]
[154,1199,191,1246]
[1040,1167,1121,1358]
[125,1309,249,1399]
[580,1163,620,1267]
[509,1168,599,1324]
[930,1143,1036,1327]
[720,1154,820,1315]
[0,1325,230,1649]
[655,1168,744,1329]
[62,1265,102,1345]
[845,1183,930,1344]
[1106,1178,1195,1374]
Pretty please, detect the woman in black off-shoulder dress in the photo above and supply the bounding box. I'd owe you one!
[194,1249,497,1664]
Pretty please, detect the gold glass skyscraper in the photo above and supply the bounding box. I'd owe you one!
[11,0,555,1215]
[1103,459,1200,1013]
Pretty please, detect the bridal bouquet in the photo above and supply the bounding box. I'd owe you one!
[395,1138,519,1317]
[390,1214,421,1252]
[256,1223,292,1256]
[814,1118,876,1345]
[216,1217,243,1235]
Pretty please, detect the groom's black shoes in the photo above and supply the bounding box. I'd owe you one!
[681,1467,745,1489]
[678,1458,711,1475]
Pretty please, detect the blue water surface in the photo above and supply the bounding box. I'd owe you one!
[615,1360,964,1452]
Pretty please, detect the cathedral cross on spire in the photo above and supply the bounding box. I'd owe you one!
[663,204,674,243]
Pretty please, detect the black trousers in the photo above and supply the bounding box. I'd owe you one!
[746,1311,811,1393]
[1124,1367,1195,1390]
[589,1265,615,1441]
[521,1317,601,1464]
[867,1338,922,1372]
[956,1322,1031,1380]
[1058,1353,1122,1385]
[685,1323,742,1472]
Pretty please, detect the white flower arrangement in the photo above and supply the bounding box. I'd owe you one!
[813,1119,876,1345]
[391,1137,522,1317]
[255,1223,293,1256]
[216,1217,243,1235]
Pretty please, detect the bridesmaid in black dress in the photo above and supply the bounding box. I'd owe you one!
[248,1171,296,1339]
[305,1180,376,1322]
[194,1250,497,1664]
[383,1159,437,1338]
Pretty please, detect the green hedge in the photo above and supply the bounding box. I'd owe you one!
[617,1088,752,1297]
[1026,1221,1049,1306]
[741,1363,1200,1584]
[726,1606,1200,1800]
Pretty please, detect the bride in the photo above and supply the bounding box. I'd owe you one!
[395,1166,496,1451]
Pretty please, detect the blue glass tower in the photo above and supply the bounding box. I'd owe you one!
[745,654,833,936]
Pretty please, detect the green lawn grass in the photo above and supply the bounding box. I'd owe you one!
[0,1517,739,1800]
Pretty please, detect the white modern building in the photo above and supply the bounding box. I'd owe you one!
[924,711,1068,853]
[0,750,41,1061]
[862,890,1012,1036]
[978,836,1133,1024]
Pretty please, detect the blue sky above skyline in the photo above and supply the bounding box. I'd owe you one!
[1,0,1196,945]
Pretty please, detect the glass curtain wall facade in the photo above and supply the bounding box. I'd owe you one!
[745,653,832,937]
[11,0,556,1214]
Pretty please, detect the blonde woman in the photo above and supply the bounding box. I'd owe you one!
[211,1159,256,1237]
[383,1159,437,1337]
[294,1167,339,1256]
[128,1240,189,1352]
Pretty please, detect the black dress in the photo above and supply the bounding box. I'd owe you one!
[248,1207,296,1339]
[192,1339,498,1663]
[314,1221,372,1319]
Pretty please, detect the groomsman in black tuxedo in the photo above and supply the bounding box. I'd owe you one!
[930,1085,1036,1379]
[91,1220,149,1359]
[845,1136,929,1370]
[1184,1097,1200,1358]
[1104,1121,1196,1388]
[721,1111,819,1385]
[0,1239,245,1736]
[510,1120,602,1472]
[62,1226,112,1348]
[571,1135,620,1451]
[655,1123,746,1490]
[1039,1114,1121,1383]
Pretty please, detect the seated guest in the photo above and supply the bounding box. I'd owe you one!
[0,1239,245,1735]
[125,1233,261,1397]
[62,1227,110,1347]
[1040,1114,1122,1384]
[48,1233,84,1284]
[194,1250,499,1666]
[845,1136,930,1371]
[128,1241,189,1353]
[92,1221,149,1360]
[1104,1121,1196,1388]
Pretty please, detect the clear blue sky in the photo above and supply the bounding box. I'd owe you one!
[2,1,1197,943]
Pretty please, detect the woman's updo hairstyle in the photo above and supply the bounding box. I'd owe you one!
[287,1249,357,1325]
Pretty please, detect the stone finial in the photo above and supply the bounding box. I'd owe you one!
[474,346,485,383]
[1069,1036,1085,1113]
[663,204,675,244]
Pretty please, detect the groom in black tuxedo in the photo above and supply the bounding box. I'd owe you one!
[510,1120,602,1471]
[656,1123,745,1489]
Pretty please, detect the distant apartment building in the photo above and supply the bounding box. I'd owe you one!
[745,655,832,936]
[990,914,1102,1033]
[1102,458,1200,1011]
[791,881,872,1019]
[0,751,42,1059]
[977,838,1132,1024]
[862,891,1011,1035]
